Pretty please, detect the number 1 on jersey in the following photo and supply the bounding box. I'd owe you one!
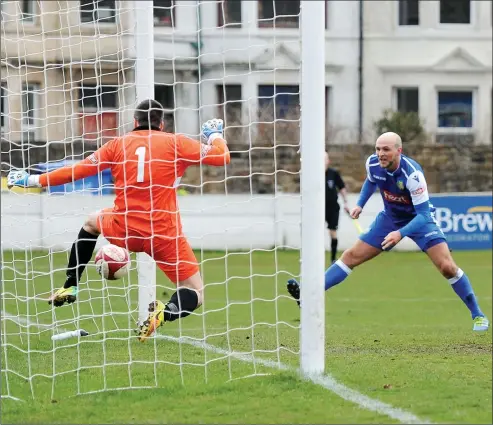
[135,146,146,183]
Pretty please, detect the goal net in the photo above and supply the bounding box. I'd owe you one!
[1,0,325,401]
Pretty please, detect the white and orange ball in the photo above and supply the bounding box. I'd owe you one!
[95,244,130,280]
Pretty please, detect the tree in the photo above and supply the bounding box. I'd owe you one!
[373,109,427,144]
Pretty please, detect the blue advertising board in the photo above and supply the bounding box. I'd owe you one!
[430,193,492,251]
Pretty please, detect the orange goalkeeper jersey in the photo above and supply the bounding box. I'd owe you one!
[39,128,230,236]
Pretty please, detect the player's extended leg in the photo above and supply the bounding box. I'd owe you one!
[287,239,382,306]
[48,212,101,307]
[425,241,489,332]
[288,211,391,306]
[138,273,203,342]
[138,236,202,342]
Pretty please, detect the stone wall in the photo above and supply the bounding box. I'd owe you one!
[181,141,493,194]
[2,137,491,194]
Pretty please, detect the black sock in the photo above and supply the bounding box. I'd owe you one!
[163,288,199,322]
[64,228,99,288]
[331,238,338,262]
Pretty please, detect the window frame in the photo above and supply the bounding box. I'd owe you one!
[154,83,175,132]
[217,0,242,28]
[436,87,476,133]
[438,0,473,27]
[258,84,300,120]
[1,82,7,133]
[393,87,420,114]
[79,84,119,111]
[216,84,243,125]
[153,0,175,27]
[21,82,41,141]
[257,0,301,29]
[397,0,420,26]
[20,0,36,24]
[21,83,41,130]
[325,86,331,127]
[80,0,117,25]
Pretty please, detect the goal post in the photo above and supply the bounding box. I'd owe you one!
[129,0,327,374]
[133,0,157,327]
[0,0,328,401]
[299,0,326,376]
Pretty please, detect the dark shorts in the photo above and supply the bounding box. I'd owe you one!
[325,205,340,230]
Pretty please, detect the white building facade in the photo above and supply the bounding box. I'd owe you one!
[1,1,491,146]
[149,0,492,144]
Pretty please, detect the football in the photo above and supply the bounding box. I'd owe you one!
[94,244,130,280]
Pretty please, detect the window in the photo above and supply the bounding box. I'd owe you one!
[258,0,300,28]
[218,0,242,28]
[155,84,175,132]
[154,0,174,27]
[80,0,116,24]
[1,83,6,132]
[439,0,470,24]
[21,83,41,142]
[396,88,419,113]
[217,84,242,124]
[325,86,330,126]
[79,85,118,110]
[258,85,299,119]
[21,83,41,129]
[217,85,242,140]
[437,90,473,128]
[21,0,35,22]
[398,0,419,26]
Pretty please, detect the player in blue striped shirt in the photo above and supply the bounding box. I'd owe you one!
[288,132,489,332]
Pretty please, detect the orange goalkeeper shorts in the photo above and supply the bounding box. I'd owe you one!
[97,208,199,284]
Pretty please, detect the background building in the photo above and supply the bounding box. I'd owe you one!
[1,0,491,148]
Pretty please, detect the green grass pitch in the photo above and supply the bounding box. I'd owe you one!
[1,249,491,424]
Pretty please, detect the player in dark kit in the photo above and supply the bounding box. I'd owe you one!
[324,152,350,264]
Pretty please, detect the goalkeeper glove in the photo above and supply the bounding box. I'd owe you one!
[7,169,40,189]
[201,118,224,144]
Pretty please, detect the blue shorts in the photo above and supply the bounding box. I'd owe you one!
[360,211,447,252]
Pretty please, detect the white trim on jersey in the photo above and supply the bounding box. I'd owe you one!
[365,156,377,182]
[406,170,429,205]
[402,157,417,173]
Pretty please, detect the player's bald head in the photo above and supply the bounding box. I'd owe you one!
[376,132,402,149]
[134,99,164,129]
[375,132,402,171]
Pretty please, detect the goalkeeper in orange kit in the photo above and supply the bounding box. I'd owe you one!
[8,99,231,341]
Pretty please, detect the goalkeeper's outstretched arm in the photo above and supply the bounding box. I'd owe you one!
[7,141,115,189]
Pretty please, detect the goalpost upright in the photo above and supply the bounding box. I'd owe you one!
[132,0,327,371]
[299,0,326,376]
[133,0,157,326]
[0,0,328,402]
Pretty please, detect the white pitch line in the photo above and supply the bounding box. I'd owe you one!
[2,310,431,423]
[158,334,431,424]
[1,311,70,333]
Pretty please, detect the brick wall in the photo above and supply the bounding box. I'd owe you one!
[181,142,493,194]
[2,138,491,194]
